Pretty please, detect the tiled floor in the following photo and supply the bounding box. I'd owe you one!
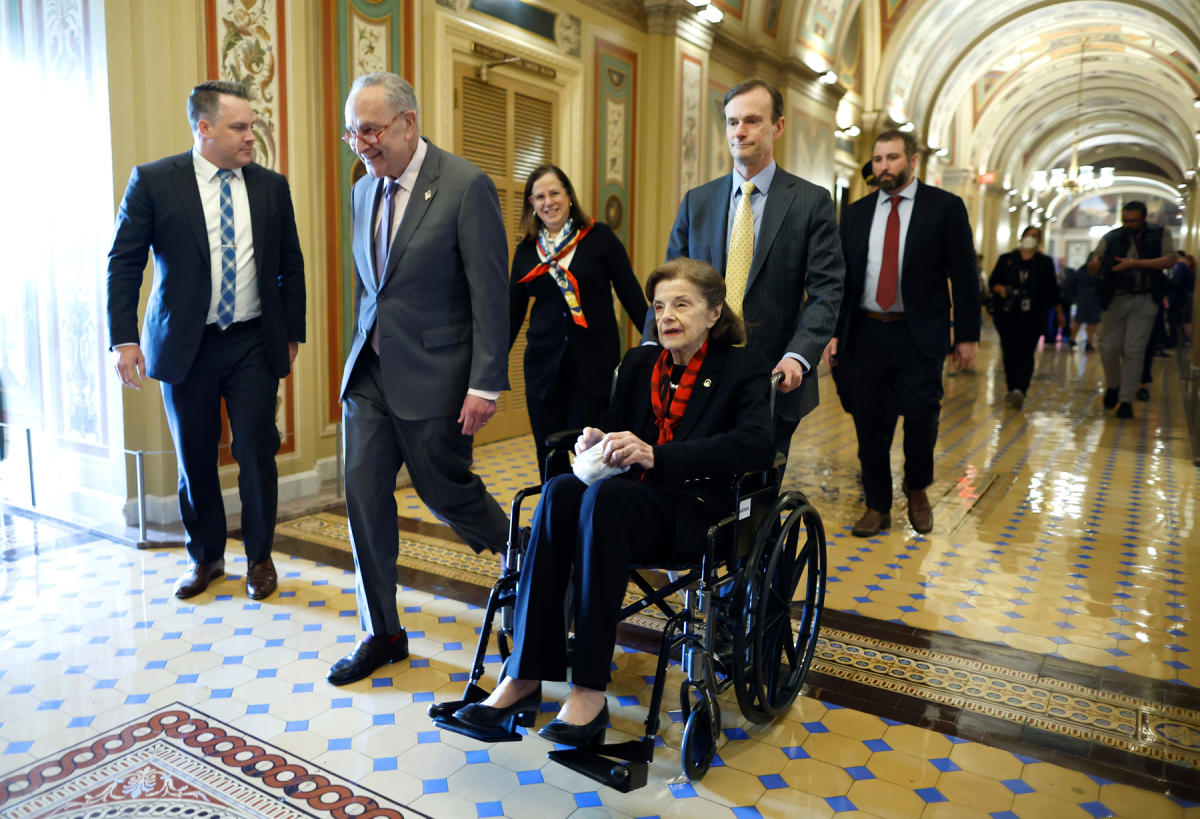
[1,330,1198,817]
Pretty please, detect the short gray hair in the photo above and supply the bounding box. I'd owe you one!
[348,72,420,121]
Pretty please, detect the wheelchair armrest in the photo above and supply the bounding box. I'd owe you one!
[544,429,582,453]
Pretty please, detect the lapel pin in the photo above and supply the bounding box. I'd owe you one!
[424,189,432,200]
[703,378,712,387]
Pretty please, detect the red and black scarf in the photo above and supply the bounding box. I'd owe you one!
[517,221,593,328]
[649,342,707,444]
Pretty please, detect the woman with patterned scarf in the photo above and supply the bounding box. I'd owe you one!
[509,164,648,478]
[454,258,775,748]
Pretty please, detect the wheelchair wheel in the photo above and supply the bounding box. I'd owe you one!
[734,493,826,722]
[753,492,826,717]
[680,697,720,780]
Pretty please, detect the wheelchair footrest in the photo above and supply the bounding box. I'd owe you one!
[547,740,652,792]
[430,686,527,743]
[433,711,527,743]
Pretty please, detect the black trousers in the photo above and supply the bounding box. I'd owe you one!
[507,474,703,691]
[994,313,1042,394]
[342,347,510,636]
[161,320,280,565]
[526,372,609,481]
[835,318,943,513]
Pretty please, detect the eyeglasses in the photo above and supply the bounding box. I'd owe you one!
[342,114,400,148]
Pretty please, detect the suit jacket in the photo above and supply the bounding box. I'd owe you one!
[603,344,774,488]
[340,139,509,419]
[656,167,845,422]
[509,221,647,400]
[106,150,306,384]
[835,180,980,359]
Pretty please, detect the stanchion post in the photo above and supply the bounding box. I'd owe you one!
[135,450,148,546]
[25,428,35,507]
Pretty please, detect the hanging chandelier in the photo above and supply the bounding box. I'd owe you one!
[1029,37,1115,197]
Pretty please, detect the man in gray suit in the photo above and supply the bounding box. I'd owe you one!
[654,79,844,455]
[328,72,511,686]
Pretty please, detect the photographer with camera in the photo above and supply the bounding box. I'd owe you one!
[988,226,1063,409]
[1086,201,1176,419]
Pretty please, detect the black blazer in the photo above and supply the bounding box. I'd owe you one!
[509,222,647,400]
[604,343,774,483]
[106,150,306,385]
[987,250,1061,319]
[657,167,845,422]
[836,180,980,359]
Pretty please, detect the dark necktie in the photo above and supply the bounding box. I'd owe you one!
[876,195,901,310]
[375,179,400,283]
[215,169,236,329]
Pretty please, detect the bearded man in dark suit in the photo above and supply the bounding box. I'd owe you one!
[824,130,980,537]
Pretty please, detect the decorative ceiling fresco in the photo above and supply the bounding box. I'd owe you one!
[670,0,1196,206]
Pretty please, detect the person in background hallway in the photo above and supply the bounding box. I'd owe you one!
[330,72,511,686]
[1043,260,1071,347]
[988,226,1064,409]
[824,130,980,538]
[509,164,647,479]
[107,81,306,602]
[1060,263,1079,348]
[1087,200,1176,420]
[651,78,844,457]
[1165,250,1190,349]
[1071,254,1102,350]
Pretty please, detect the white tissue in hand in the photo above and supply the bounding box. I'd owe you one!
[571,444,629,485]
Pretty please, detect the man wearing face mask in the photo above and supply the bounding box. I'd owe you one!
[988,226,1064,408]
[1086,201,1176,419]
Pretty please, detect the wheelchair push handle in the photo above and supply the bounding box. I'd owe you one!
[769,371,784,418]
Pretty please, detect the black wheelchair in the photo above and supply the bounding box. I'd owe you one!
[429,375,827,791]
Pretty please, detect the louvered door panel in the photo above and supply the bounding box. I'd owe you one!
[454,63,556,444]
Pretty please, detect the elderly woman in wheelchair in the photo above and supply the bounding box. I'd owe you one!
[449,257,776,749]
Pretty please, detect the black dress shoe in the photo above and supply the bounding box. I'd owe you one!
[453,684,541,730]
[174,559,225,599]
[1135,387,1150,401]
[245,558,277,600]
[1116,402,1134,419]
[538,702,608,748]
[327,631,409,686]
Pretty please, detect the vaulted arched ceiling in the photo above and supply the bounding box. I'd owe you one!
[873,0,1200,196]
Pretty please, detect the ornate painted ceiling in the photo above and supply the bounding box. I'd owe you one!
[703,0,1199,199]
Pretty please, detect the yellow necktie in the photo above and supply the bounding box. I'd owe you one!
[726,180,755,318]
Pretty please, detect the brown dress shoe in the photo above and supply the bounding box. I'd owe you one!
[851,509,891,538]
[174,559,225,599]
[905,486,934,534]
[246,558,278,600]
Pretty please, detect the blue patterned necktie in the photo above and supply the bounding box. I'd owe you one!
[215,169,237,329]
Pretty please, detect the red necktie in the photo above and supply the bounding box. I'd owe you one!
[876,196,901,310]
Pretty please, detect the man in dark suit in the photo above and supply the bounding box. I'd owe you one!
[824,130,980,537]
[107,81,306,600]
[651,78,845,454]
[328,72,511,686]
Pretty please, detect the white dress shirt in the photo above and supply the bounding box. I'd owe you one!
[861,178,919,312]
[193,151,260,324]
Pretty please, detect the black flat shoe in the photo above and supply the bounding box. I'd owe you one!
[453,684,541,730]
[538,702,608,748]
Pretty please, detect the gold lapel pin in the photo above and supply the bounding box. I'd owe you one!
[424,189,432,200]
[703,378,712,387]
